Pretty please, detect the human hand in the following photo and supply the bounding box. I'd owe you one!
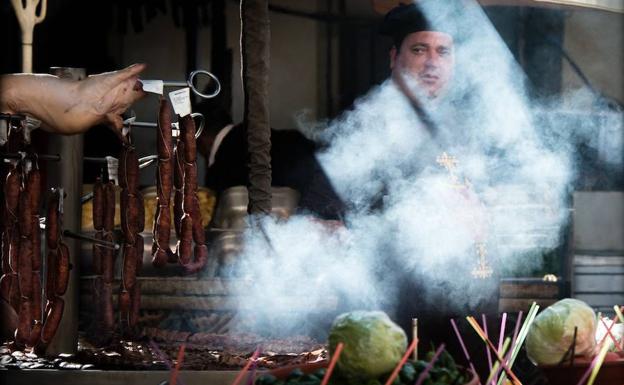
[71,63,147,136]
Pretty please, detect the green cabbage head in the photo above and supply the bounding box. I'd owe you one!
[328,310,407,379]
[525,298,597,365]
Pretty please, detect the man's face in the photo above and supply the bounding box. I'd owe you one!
[390,31,455,98]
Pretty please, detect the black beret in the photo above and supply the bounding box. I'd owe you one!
[380,2,447,48]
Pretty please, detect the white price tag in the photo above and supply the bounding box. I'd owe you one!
[139,80,164,95]
[169,88,192,117]
[106,156,119,186]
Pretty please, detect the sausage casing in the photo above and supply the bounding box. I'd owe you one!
[46,193,59,250]
[40,297,65,345]
[54,242,70,296]
[92,177,104,231]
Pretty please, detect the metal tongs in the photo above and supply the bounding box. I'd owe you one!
[141,70,221,99]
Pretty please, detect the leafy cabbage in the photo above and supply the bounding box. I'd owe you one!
[328,310,407,379]
[525,298,597,365]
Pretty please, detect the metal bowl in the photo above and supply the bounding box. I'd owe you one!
[211,186,300,230]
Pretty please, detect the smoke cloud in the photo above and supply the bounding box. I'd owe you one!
[226,0,623,337]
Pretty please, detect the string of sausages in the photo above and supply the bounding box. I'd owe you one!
[91,176,117,343]
[176,114,208,274]
[118,141,143,334]
[152,101,208,274]
[40,188,71,352]
[1,162,21,318]
[151,98,175,267]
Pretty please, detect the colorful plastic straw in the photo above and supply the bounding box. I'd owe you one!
[497,313,507,359]
[320,342,344,385]
[246,346,263,385]
[170,343,186,385]
[599,316,623,351]
[575,340,610,385]
[597,314,620,348]
[384,338,419,385]
[497,302,538,385]
[511,311,523,348]
[485,337,511,385]
[482,314,493,381]
[466,316,522,385]
[231,348,261,385]
[450,318,479,383]
[414,343,446,385]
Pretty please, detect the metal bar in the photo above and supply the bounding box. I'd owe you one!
[163,81,188,87]
[2,153,61,161]
[62,230,119,250]
[83,156,108,163]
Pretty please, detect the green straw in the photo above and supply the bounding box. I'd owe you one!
[497,302,539,385]
[485,337,511,385]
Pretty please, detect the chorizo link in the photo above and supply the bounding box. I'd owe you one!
[103,182,116,232]
[28,273,42,346]
[173,142,185,237]
[46,192,59,250]
[45,250,57,300]
[176,215,193,265]
[17,239,33,298]
[121,243,137,291]
[3,168,20,225]
[101,281,114,331]
[39,297,64,346]
[14,299,32,347]
[54,242,70,296]
[180,115,197,163]
[92,178,104,231]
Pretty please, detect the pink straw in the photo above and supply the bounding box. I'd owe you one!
[598,315,622,350]
[482,314,493,378]
[490,312,523,383]
[450,318,479,384]
[231,348,260,385]
[384,339,419,385]
[414,344,445,385]
[575,343,607,385]
[320,342,344,385]
[494,313,507,385]
[169,344,186,385]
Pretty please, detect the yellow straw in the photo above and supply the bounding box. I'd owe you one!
[586,341,611,385]
[485,337,511,385]
[466,317,523,385]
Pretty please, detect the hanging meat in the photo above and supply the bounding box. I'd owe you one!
[38,188,71,353]
[118,141,143,334]
[0,163,21,314]
[174,115,208,274]
[151,97,174,267]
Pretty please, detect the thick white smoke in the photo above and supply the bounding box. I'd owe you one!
[227,0,622,336]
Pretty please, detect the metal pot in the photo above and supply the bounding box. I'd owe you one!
[211,186,300,230]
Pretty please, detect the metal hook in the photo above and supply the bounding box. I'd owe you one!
[187,70,221,99]
[144,70,221,100]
